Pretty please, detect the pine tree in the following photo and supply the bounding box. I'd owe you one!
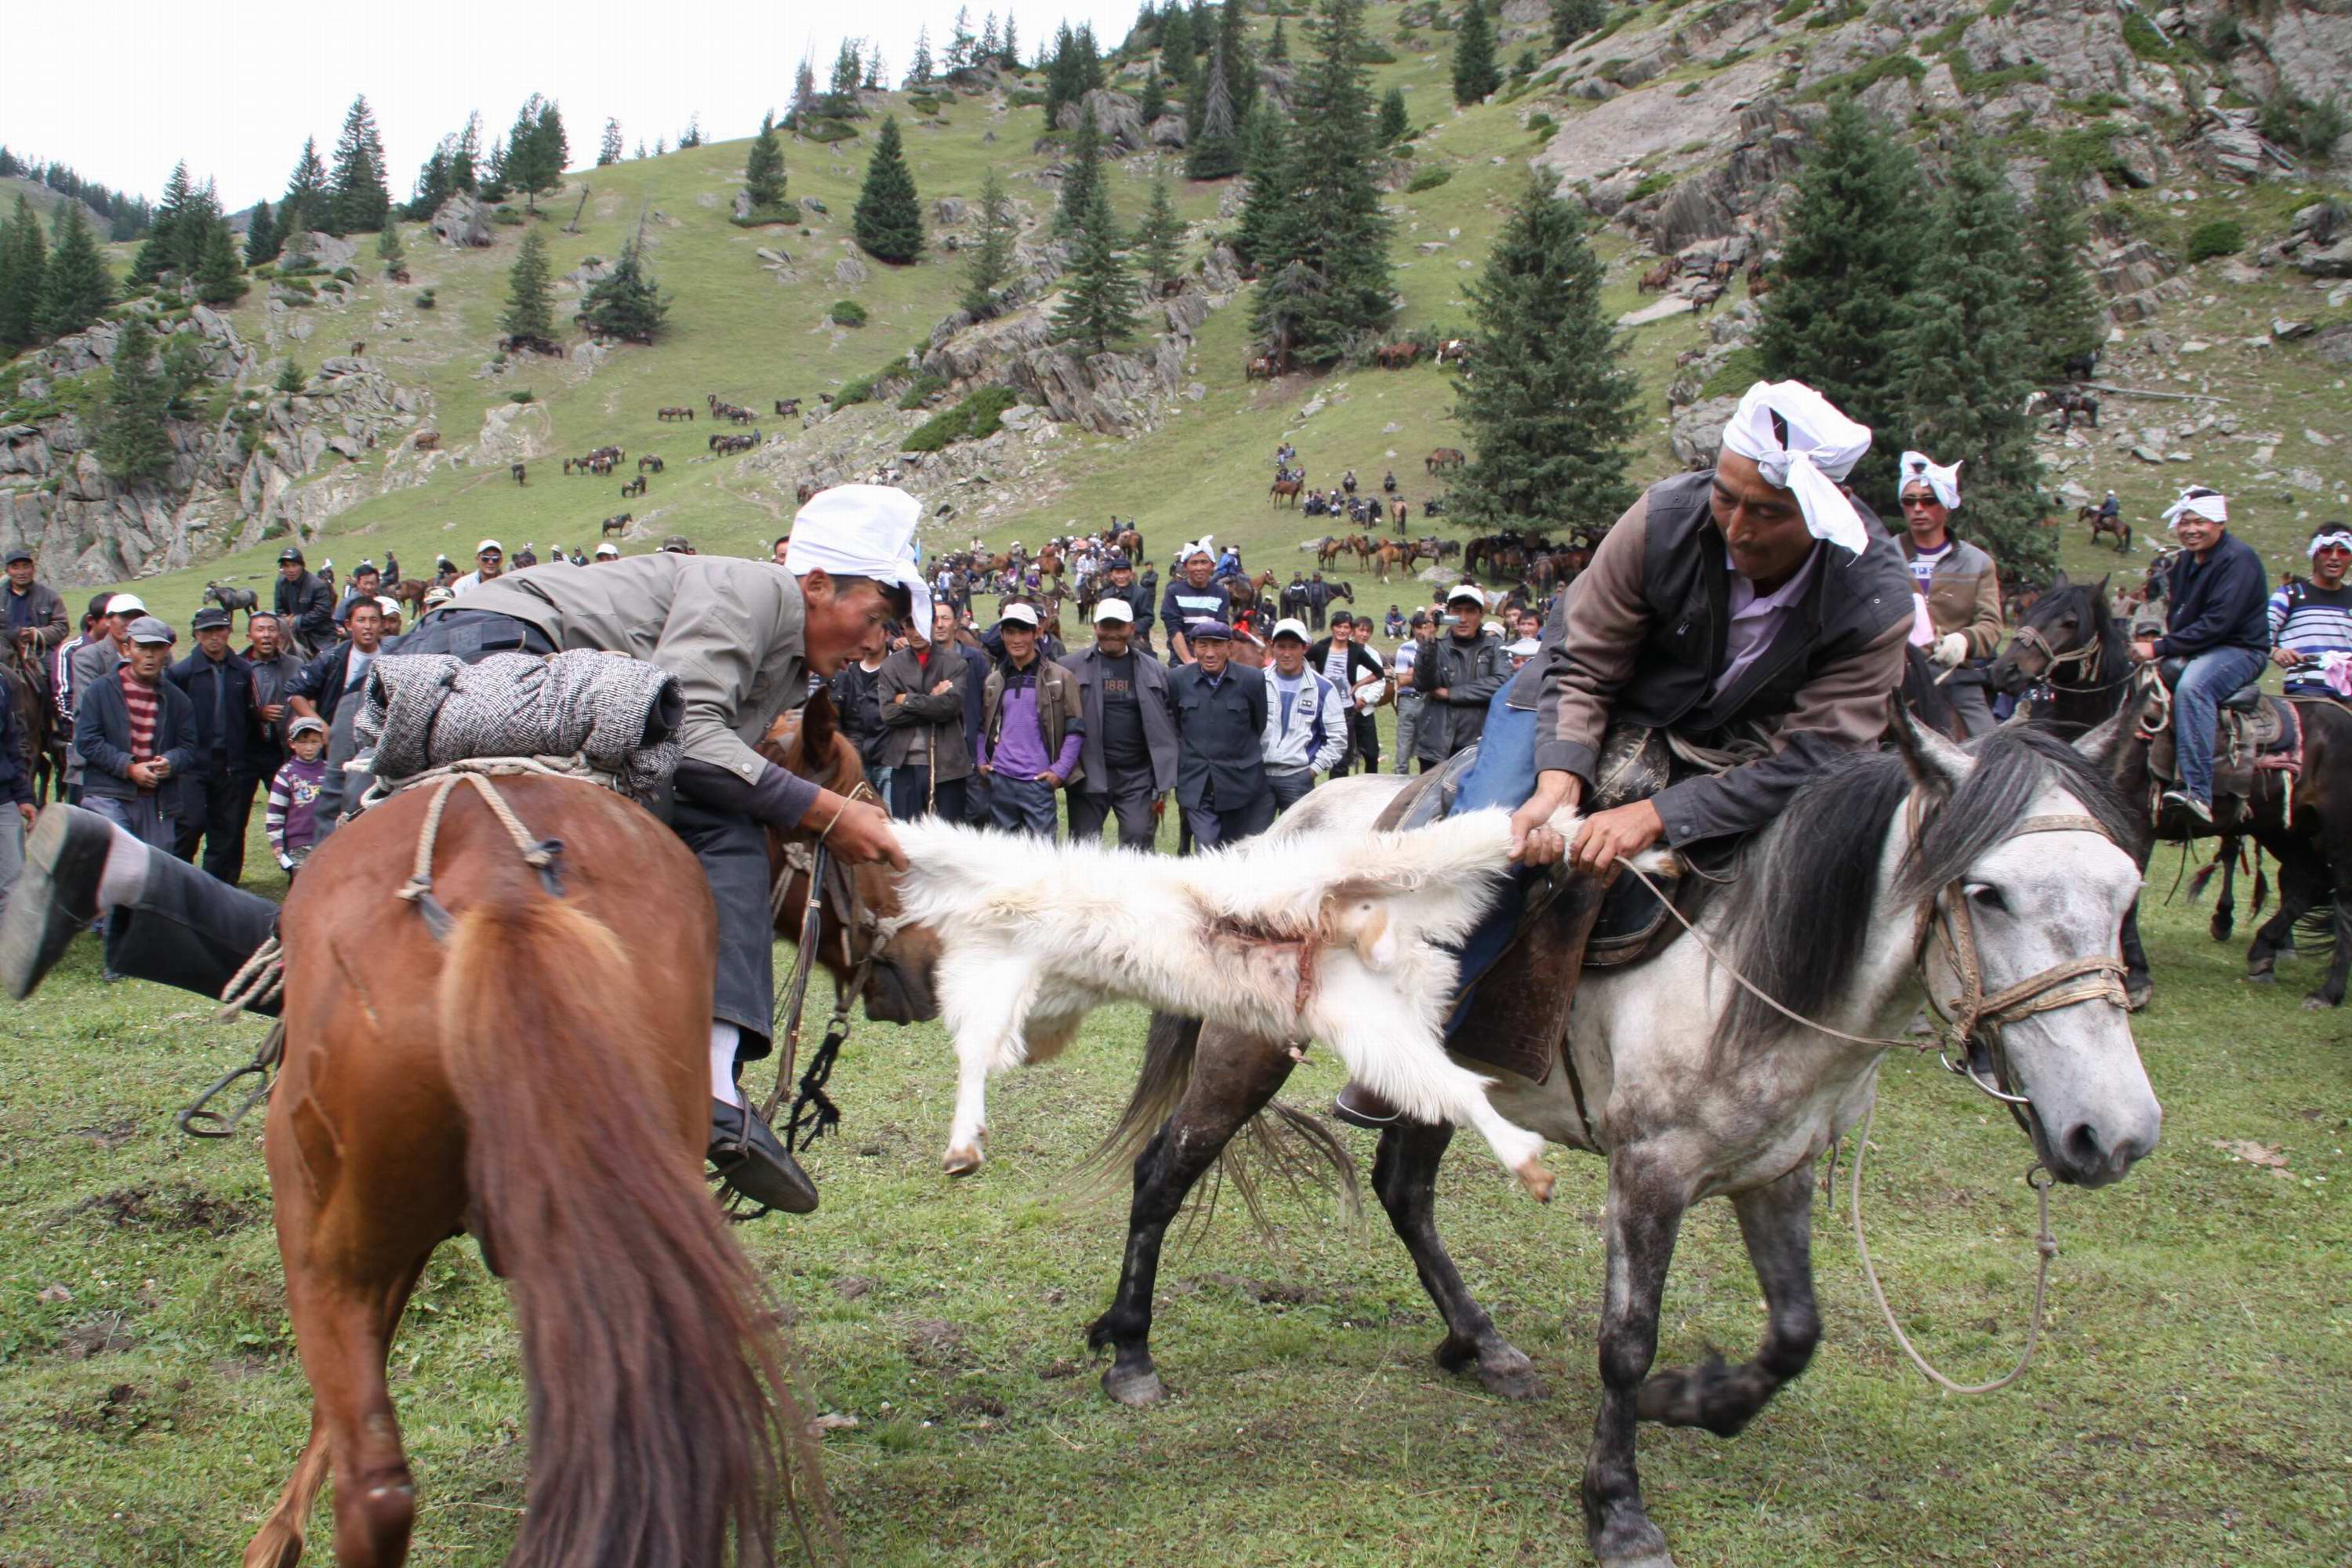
[909,25,935,85]
[1134,170,1186,295]
[851,116,924,263]
[1056,104,1108,239]
[0,194,47,353]
[948,8,977,72]
[678,114,703,149]
[282,136,328,238]
[130,162,193,287]
[1076,24,1106,90]
[501,226,554,341]
[37,204,113,339]
[1187,42,1243,179]
[1450,169,1640,532]
[1895,140,2050,578]
[1217,0,1258,122]
[1000,13,1020,67]
[1754,95,1921,504]
[2024,170,2103,387]
[330,96,393,234]
[244,198,280,267]
[1554,0,1606,48]
[1378,86,1410,144]
[193,215,247,306]
[1232,105,1289,267]
[581,235,669,343]
[1046,21,1082,125]
[981,13,1001,62]
[1451,1,1502,106]
[1250,0,1394,367]
[960,166,1020,319]
[597,118,624,166]
[1141,63,1168,125]
[158,328,208,417]
[1268,14,1290,60]
[276,357,305,394]
[744,110,788,212]
[1053,148,1139,354]
[375,222,405,271]
[833,39,865,99]
[788,60,819,129]
[1156,4,1196,103]
[504,95,566,212]
[99,319,174,485]
[176,183,224,279]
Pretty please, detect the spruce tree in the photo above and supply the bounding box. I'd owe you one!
[175,183,224,280]
[330,96,393,234]
[244,198,281,267]
[455,113,483,191]
[1378,86,1410,144]
[37,205,113,339]
[1249,0,1394,367]
[744,111,788,212]
[1217,0,1258,121]
[1156,5,1196,103]
[2024,170,2103,387]
[1269,15,1290,60]
[1134,170,1186,295]
[375,223,405,272]
[1141,63,1168,125]
[852,116,925,263]
[1186,42,1243,179]
[1754,95,1921,504]
[1000,13,1019,67]
[679,114,703,149]
[1551,0,1604,49]
[909,25,935,85]
[283,137,328,237]
[193,216,247,306]
[1046,22,1083,127]
[1056,104,1107,240]
[158,328,208,417]
[0,194,48,354]
[1232,105,1289,267]
[1053,156,1139,355]
[130,162,193,287]
[1452,1,1502,106]
[501,227,554,341]
[581,237,669,343]
[1450,169,1641,532]
[276,357,305,394]
[960,166,1020,319]
[504,95,566,212]
[1895,141,2050,578]
[597,118,624,166]
[99,320,174,485]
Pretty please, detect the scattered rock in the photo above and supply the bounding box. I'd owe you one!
[428,194,492,249]
[37,1283,72,1305]
[808,1413,860,1435]
[2311,323,2352,365]
[1055,89,1148,154]
[834,254,869,288]
[2274,318,2314,339]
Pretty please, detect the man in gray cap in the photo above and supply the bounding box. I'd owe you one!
[1167,619,1274,846]
[65,593,147,804]
[273,547,335,657]
[73,616,194,851]
[166,606,265,884]
[3,546,70,657]
[1100,553,1154,655]
[977,602,1083,838]
[1061,597,1176,849]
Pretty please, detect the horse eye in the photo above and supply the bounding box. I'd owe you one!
[1966,884,2007,913]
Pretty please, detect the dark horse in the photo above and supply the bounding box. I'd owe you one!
[1083,713,2159,1567]
[3,637,65,804]
[1991,577,2352,1007]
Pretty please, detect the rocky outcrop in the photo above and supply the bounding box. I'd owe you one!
[430,194,492,249]
[1054,89,1148,154]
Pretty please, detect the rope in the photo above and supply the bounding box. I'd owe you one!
[1848,1095,2058,1395]
[217,935,287,1019]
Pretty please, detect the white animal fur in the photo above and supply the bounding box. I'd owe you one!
[891,808,1568,1194]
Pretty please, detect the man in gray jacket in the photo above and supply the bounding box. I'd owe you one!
[879,599,976,821]
[4,487,928,1219]
[1061,597,1177,848]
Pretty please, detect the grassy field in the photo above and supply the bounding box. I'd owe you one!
[1,735,2347,1566]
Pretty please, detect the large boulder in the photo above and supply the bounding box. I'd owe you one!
[430,194,492,249]
[1669,396,1741,468]
[1148,113,1188,148]
[834,253,870,288]
[1055,89,1148,154]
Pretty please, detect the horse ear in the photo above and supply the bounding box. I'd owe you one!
[2073,706,2131,771]
[1885,693,1973,796]
[2050,568,2071,590]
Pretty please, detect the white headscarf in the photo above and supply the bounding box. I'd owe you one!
[1719,380,1875,555]
[1896,450,1963,511]
[2161,488,2228,528]
[786,484,932,630]
[1185,535,1216,564]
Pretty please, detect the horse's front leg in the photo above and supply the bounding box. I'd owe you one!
[1373,1120,1546,1399]
[1583,1148,1690,1568]
[2118,895,2153,1011]
[1635,1160,1819,1438]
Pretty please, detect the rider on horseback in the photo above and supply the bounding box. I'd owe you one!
[1331,379,1913,1127]
[4,547,71,656]
[2130,487,2270,826]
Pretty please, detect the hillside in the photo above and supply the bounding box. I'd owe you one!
[4,0,2351,629]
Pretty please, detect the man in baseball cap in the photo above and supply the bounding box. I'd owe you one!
[1167,616,1275,846]
[452,539,504,596]
[593,542,620,561]
[169,604,267,884]
[61,613,192,855]
[1161,539,1228,666]
[1261,617,1348,811]
[1062,594,1176,848]
[274,549,334,657]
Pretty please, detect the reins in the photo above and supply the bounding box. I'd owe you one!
[1609,799,2127,1396]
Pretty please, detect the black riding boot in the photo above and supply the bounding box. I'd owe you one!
[106,844,284,1011]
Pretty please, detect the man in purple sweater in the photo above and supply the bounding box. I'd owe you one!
[978,602,1085,838]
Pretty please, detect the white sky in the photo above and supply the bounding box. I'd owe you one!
[3,0,1145,212]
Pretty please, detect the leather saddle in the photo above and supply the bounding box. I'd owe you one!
[2139,665,2296,801]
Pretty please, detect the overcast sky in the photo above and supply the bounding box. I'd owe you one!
[4,0,1143,212]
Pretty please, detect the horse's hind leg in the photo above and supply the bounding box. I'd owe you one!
[2246,852,2324,983]
[1583,1147,1691,1568]
[1635,1160,1819,1439]
[1087,1020,1297,1407]
[1372,1120,1546,1400]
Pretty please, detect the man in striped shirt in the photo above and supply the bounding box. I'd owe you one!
[2269,522,2352,700]
[72,617,193,850]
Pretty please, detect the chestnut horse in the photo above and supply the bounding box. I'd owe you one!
[245,777,830,1568]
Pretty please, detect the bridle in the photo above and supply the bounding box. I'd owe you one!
[2005,619,2136,702]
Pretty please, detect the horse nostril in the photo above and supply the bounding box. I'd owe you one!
[2061,1120,2107,1175]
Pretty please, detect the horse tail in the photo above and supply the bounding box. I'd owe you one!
[436,897,832,1568]
[1083,1010,1359,1233]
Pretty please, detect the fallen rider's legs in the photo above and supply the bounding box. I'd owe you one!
[0,804,816,1214]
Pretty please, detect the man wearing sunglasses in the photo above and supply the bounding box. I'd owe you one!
[452,539,506,596]
[1893,450,2003,736]
[2269,522,2352,702]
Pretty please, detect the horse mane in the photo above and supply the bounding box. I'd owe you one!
[1714,727,2136,1055]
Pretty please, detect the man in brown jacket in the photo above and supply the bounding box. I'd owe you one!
[880,599,976,821]
[1894,449,2004,737]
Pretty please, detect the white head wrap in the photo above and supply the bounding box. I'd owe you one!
[2309,528,2352,557]
[1185,535,1216,564]
[1719,380,1875,555]
[2161,488,2228,528]
[1896,450,1963,511]
[785,484,932,630]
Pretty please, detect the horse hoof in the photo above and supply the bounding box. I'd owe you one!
[2248,971,2277,985]
[1515,1159,1555,1203]
[1475,1349,1549,1403]
[2124,980,2152,1012]
[1102,1364,1167,1407]
[241,1526,304,1568]
[2303,994,2338,1011]
[942,1146,984,1178]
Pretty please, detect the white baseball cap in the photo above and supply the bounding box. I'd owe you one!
[1445,583,1485,606]
[106,593,146,615]
[1092,597,1134,624]
[376,595,402,616]
[1270,617,1310,643]
[594,541,619,557]
[999,601,1040,628]
[475,539,503,556]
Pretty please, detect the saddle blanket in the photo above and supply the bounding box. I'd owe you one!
[354,650,684,800]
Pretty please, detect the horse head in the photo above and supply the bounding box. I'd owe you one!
[1887,703,2161,1188]
[1987,575,2111,696]
[760,693,941,1025]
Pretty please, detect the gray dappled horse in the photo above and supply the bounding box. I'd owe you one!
[1087,710,2161,1568]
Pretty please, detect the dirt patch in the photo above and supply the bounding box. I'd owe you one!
[57,1183,256,1236]
[56,1315,137,1362]
[64,1116,139,1150]
[948,1392,1008,1420]
[902,1318,970,1369]
[1198,1271,1321,1308]
[833,1275,876,1301]
[54,1381,145,1434]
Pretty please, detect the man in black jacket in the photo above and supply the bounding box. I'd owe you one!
[285,597,386,731]
[1100,555,1155,655]
[272,547,335,658]
[1310,614,1388,775]
[166,607,266,884]
[1062,598,1177,848]
[74,616,195,851]
[2132,487,2270,824]
[1167,619,1273,847]
[1411,586,1510,769]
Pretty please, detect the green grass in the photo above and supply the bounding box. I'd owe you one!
[0,793,2346,1565]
